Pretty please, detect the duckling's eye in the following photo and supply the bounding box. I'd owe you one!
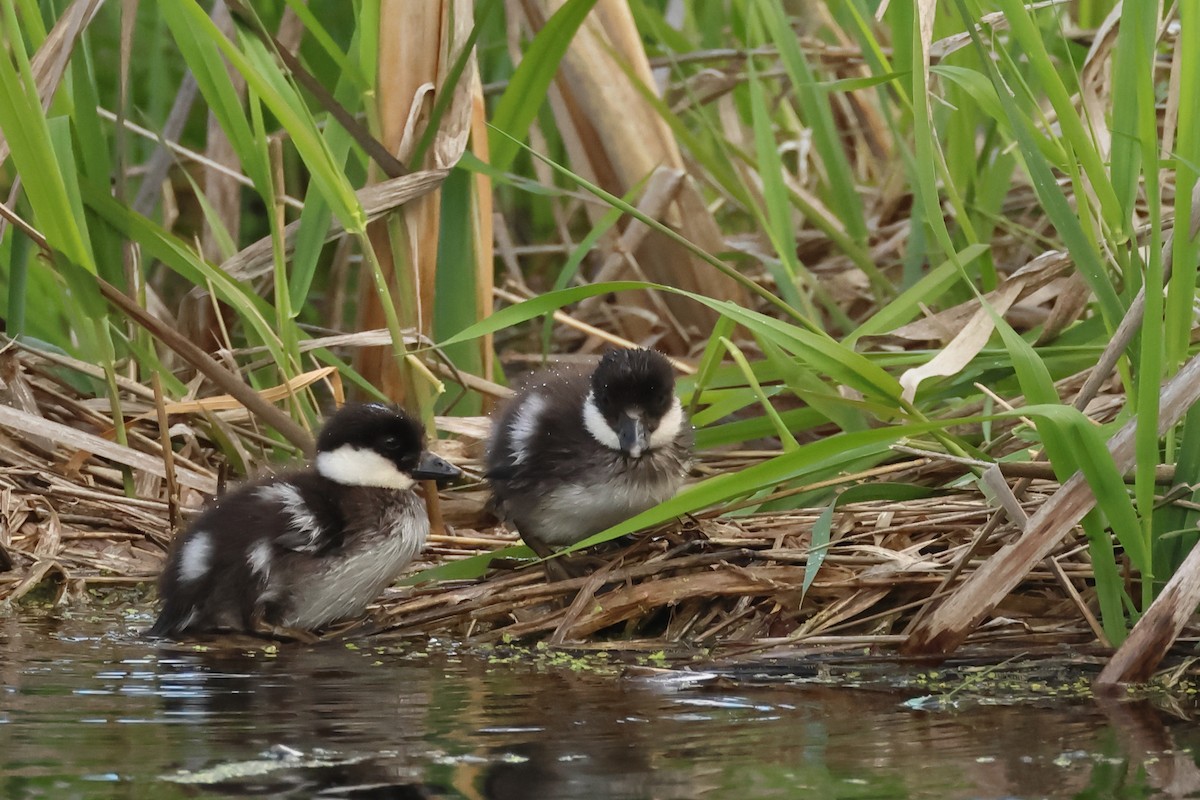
[379,434,402,451]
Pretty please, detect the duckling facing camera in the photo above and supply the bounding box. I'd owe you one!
[148,403,459,638]
[486,348,693,576]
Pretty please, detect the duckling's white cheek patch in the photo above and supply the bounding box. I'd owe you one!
[317,445,415,490]
[649,397,685,449]
[178,531,213,583]
[583,391,621,451]
[509,393,548,464]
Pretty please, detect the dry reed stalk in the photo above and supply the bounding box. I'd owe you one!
[353,1,483,536]
[358,0,481,403]
[359,1,442,402]
[1097,541,1200,684]
[521,0,748,350]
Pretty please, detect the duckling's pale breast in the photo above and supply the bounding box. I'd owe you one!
[278,489,427,630]
[523,449,687,546]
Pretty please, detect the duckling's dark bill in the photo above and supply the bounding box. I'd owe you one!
[413,451,460,483]
[617,414,649,456]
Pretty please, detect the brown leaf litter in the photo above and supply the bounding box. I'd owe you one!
[0,340,1195,681]
[380,486,1101,657]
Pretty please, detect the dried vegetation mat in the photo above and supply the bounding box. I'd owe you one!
[384,481,1106,656]
[0,342,1133,665]
[7,339,1200,688]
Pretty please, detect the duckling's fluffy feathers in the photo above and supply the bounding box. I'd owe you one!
[148,404,455,638]
[149,470,429,637]
[486,353,692,549]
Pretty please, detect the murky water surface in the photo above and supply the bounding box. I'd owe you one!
[2,613,1199,799]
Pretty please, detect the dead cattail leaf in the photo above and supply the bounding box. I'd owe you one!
[0,404,217,495]
[130,366,336,423]
[525,0,747,350]
[898,280,1023,403]
[221,169,450,280]
[358,3,457,398]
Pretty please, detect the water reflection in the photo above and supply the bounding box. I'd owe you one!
[1,613,1199,799]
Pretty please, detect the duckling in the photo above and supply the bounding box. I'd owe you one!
[486,348,692,575]
[148,403,459,638]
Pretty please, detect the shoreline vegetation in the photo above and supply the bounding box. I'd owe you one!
[2,1,1200,687]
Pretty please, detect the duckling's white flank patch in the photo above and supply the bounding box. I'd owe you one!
[257,483,325,551]
[249,540,272,576]
[316,445,415,490]
[509,393,548,464]
[583,391,622,451]
[178,531,212,583]
[649,397,685,449]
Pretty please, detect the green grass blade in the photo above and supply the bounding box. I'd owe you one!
[719,337,800,452]
[440,280,904,406]
[806,483,933,600]
[1107,2,1157,230]
[488,0,600,173]
[756,0,866,242]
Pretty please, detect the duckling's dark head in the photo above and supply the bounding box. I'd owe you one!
[315,403,460,489]
[584,348,684,458]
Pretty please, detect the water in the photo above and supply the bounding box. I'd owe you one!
[2,613,1198,799]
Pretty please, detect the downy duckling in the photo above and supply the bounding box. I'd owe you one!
[148,403,459,638]
[486,348,692,576]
